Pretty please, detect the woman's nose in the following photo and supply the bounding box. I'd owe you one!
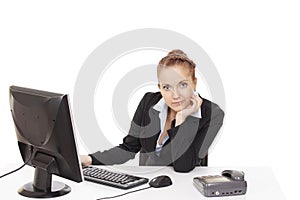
[171,88,180,98]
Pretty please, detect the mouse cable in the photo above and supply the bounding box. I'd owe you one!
[0,147,33,179]
[97,186,152,200]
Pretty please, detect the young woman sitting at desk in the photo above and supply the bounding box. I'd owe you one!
[80,50,224,172]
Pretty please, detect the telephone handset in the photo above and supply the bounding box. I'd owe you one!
[221,170,245,181]
[193,170,247,197]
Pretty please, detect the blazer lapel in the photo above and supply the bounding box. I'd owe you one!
[140,107,161,152]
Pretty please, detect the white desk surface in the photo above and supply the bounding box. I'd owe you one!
[0,165,285,200]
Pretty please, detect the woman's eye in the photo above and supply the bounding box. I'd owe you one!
[162,85,170,91]
[180,82,188,88]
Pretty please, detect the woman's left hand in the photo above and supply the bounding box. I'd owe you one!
[175,94,203,126]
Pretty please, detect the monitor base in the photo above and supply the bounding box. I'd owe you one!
[18,181,71,198]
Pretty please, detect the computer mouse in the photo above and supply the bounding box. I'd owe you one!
[149,175,172,188]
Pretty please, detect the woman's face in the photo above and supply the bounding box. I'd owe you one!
[158,65,197,113]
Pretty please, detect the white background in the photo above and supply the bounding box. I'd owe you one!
[1,1,299,199]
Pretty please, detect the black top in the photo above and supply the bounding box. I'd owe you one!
[90,92,224,172]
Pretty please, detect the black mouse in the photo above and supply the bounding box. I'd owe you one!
[149,175,172,188]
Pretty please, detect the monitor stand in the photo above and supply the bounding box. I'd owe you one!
[18,161,71,198]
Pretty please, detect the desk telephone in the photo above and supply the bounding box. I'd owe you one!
[193,170,247,197]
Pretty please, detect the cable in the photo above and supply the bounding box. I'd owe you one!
[97,186,152,200]
[0,148,33,179]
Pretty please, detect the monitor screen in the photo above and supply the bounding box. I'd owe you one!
[9,86,83,198]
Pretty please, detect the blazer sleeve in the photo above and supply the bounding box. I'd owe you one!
[198,104,225,159]
[167,103,224,172]
[89,93,148,165]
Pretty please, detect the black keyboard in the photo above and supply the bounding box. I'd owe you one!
[82,166,149,189]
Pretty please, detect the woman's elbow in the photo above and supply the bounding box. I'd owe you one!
[173,163,195,173]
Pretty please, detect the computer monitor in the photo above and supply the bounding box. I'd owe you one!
[9,86,83,198]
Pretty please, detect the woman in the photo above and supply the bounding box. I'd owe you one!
[80,50,224,172]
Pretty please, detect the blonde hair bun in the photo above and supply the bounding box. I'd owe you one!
[167,49,187,57]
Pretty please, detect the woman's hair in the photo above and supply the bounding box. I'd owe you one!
[157,49,196,80]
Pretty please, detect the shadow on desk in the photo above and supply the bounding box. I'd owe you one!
[0,165,286,200]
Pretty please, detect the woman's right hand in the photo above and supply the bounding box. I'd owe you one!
[80,155,92,166]
[175,94,202,126]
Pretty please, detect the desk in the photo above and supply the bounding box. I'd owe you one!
[0,165,285,200]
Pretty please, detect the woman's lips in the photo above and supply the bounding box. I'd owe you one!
[172,101,183,106]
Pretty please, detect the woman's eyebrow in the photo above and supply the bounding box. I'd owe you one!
[160,79,188,85]
[178,80,188,84]
[159,83,169,86]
